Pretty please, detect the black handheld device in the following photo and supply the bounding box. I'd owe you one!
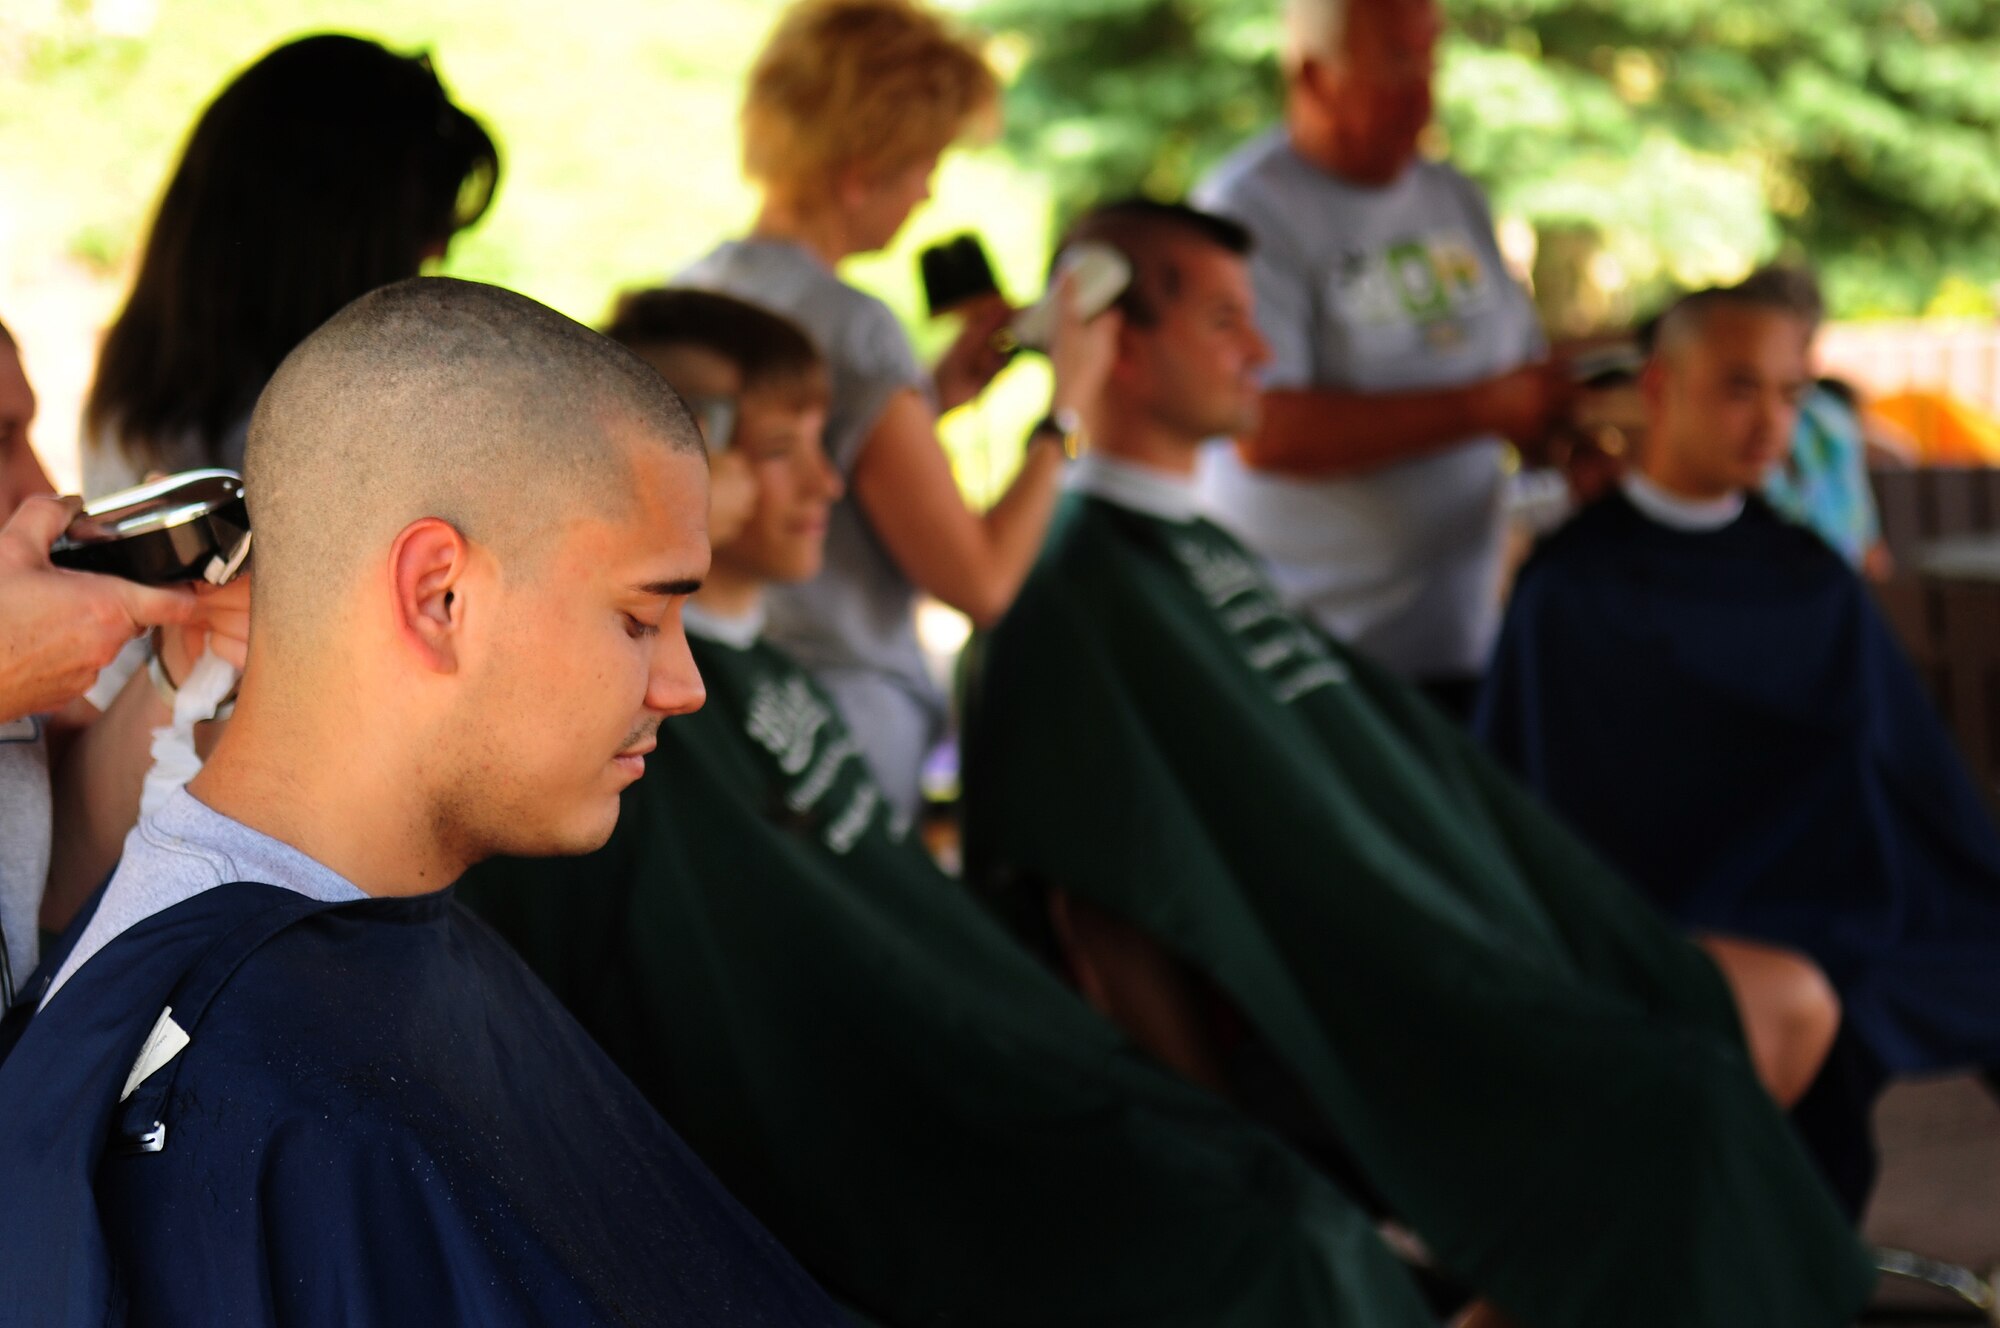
[920,233,1003,317]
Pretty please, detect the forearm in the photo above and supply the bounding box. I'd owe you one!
[1241,383,1494,477]
[966,441,1066,625]
[852,391,1068,629]
[43,668,169,930]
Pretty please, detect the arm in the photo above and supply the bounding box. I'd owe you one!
[852,284,1120,628]
[44,577,250,930]
[42,670,166,928]
[1241,361,1575,478]
[850,392,1065,628]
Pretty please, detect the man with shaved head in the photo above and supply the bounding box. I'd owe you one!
[0,278,841,1326]
[1480,276,2000,1212]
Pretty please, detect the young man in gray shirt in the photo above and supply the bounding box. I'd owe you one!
[1194,0,1572,713]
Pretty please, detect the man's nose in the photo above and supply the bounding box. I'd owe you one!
[1246,327,1274,371]
[648,628,706,717]
[1760,395,1796,448]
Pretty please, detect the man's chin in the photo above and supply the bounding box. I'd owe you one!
[1738,457,1785,488]
[490,809,622,862]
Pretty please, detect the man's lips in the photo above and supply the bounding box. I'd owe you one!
[613,736,657,776]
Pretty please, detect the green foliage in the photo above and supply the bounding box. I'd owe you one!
[0,0,1054,498]
[980,0,2000,319]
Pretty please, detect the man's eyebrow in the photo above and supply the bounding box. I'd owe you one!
[635,578,704,597]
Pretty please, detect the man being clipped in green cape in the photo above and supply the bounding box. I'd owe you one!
[455,288,1438,1328]
[959,200,1876,1328]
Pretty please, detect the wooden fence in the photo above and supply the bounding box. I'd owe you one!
[1869,467,2000,810]
[1821,321,2000,419]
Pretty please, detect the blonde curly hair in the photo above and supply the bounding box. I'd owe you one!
[742,0,999,197]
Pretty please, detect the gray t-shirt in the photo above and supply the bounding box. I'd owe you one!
[43,787,365,1006]
[0,718,51,998]
[678,238,943,819]
[1193,131,1544,678]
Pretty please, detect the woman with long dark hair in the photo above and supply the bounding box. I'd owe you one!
[35,35,496,937]
[83,34,498,494]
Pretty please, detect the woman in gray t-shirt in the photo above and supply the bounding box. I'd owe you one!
[682,0,1115,824]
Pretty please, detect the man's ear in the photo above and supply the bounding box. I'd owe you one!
[388,517,470,674]
[1638,355,1668,421]
[833,164,871,213]
[1295,54,1337,109]
[1107,316,1151,392]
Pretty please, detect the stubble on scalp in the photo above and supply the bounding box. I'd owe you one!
[242,276,706,668]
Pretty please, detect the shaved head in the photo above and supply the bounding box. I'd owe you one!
[1284,0,1350,66]
[208,276,713,885]
[1641,281,1814,501]
[245,277,703,654]
[1652,279,1815,367]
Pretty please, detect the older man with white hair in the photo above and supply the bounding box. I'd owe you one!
[1194,0,1571,718]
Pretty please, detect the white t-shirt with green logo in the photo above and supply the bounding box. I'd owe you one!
[1194,132,1543,679]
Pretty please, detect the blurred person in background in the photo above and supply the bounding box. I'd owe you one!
[1194,0,1571,720]
[1731,265,1893,580]
[602,287,761,548]
[1481,280,2000,1213]
[682,0,1119,825]
[81,33,498,496]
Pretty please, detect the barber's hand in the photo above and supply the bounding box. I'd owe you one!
[706,451,757,552]
[1048,271,1124,420]
[1474,359,1578,458]
[157,573,252,686]
[932,293,1016,415]
[0,495,198,723]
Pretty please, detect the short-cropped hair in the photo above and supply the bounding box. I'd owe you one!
[1058,199,1254,328]
[742,0,998,196]
[1642,264,1825,359]
[1730,264,1825,329]
[605,288,829,408]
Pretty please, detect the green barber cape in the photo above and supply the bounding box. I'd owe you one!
[456,628,1433,1328]
[959,491,1876,1328]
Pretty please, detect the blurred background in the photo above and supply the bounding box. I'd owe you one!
[8,0,2000,495]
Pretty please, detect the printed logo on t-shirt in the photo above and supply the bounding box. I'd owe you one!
[1331,227,1494,348]
[1168,533,1348,705]
[744,672,885,855]
[0,716,39,745]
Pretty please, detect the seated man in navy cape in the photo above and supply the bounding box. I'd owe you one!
[1478,277,2000,1209]
[456,289,1437,1328]
[960,201,1875,1328]
[0,277,840,1326]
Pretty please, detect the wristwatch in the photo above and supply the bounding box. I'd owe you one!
[1028,407,1082,461]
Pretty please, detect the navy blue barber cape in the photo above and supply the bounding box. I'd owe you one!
[0,882,842,1327]
[1479,491,2000,1075]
